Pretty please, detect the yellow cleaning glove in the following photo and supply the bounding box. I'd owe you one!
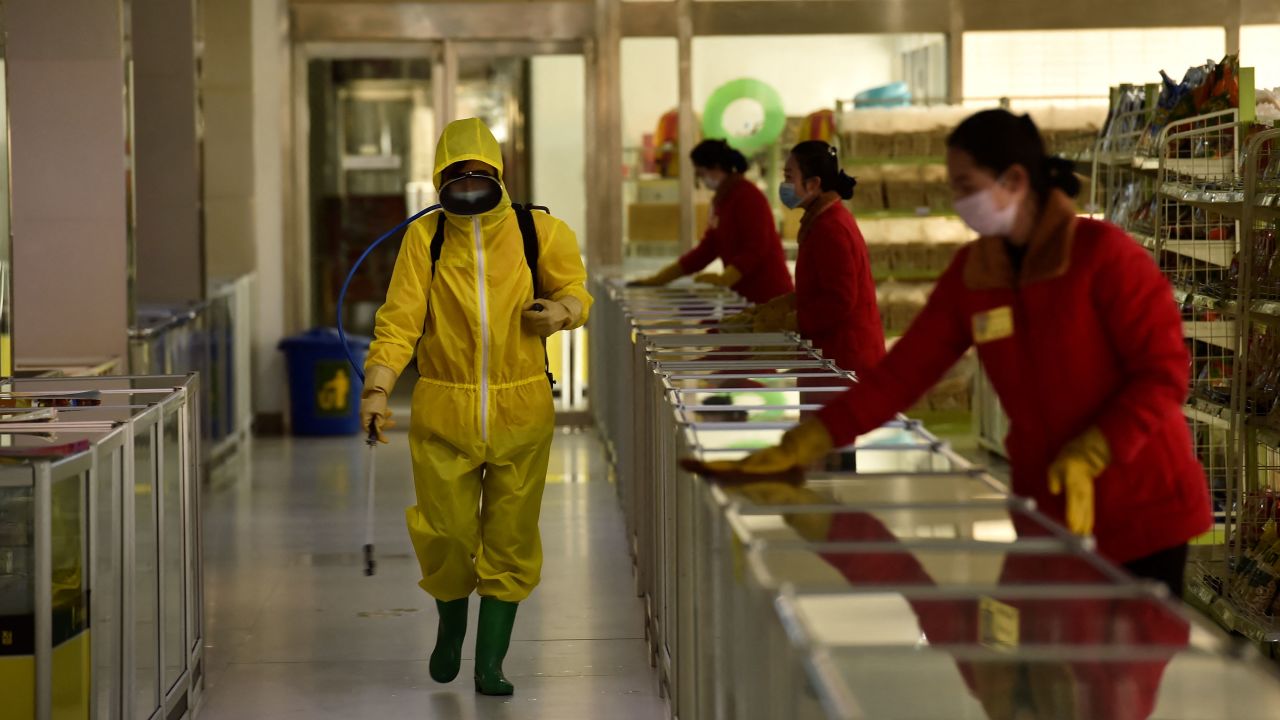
[730,481,835,541]
[1047,427,1110,536]
[739,420,834,475]
[693,265,743,288]
[628,261,685,288]
[752,294,796,333]
[360,364,399,443]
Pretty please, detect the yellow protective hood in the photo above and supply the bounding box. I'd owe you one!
[434,117,506,188]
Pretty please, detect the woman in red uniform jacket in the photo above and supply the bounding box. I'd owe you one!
[752,141,886,378]
[630,140,793,305]
[726,110,1211,594]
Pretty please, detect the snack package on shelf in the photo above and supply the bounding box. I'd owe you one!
[1250,228,1280,301]
[1140,55,1240,157]
[1099,85,1148,148]
[1243,326,1280,416]
[1232,513,1277,594]
[1194,353,1234,406]
[1236,532,1280,614]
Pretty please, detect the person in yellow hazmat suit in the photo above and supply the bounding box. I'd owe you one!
[359,118,592,696]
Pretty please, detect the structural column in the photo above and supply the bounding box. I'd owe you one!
[947,0,964,105]
[8,0,131,367]
[433,40,459,131]
[133,0,205,305]
[588,0,624,271]
[676,0,695,254]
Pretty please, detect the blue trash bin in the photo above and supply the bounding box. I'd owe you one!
[279,328,371,436]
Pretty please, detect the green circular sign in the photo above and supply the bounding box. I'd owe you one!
[702,78,786,155]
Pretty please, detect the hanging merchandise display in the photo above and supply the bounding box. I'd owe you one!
[701,78,787,156]
[1138,55,1241,156]
[1084,55,1280,645]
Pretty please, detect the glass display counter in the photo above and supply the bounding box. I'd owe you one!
[0,375,202,720]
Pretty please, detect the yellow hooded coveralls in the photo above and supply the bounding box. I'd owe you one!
[366,119,592,603]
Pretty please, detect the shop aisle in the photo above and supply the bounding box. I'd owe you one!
[197,428,666,719]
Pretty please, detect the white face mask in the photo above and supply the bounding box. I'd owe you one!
[953,184,1018,237]
[701,176,721,192]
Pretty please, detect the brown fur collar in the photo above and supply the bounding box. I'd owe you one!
[962,189,1079,290]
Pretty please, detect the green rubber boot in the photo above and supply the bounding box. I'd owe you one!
[474,597,519,696]
[429,597,469,683]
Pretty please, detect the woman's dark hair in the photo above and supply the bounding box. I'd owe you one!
[946,109,1081,199]
[791,141,857,200]
[690,139,748,174]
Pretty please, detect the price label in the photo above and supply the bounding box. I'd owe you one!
[979,596,1020,652]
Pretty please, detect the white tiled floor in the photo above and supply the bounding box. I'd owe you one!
[198,428,666,719]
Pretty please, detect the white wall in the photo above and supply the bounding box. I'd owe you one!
[964,28,1227,102]
[622,38,679,148]
[530,56,587,249]
[1242,25,1280,89]
[622,35,899,149]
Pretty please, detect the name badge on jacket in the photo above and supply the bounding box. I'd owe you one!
[973,306,1014,344]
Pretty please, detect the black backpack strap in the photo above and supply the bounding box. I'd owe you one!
[512,203,556,388]
[414,211,447,369]
[429,212,446,279]
[513,204,541,297]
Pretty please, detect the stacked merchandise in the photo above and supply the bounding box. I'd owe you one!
[1137,55,1242,157]
[840,106,1103,216]
[860,216,972,290]
[1225,498,1280,617]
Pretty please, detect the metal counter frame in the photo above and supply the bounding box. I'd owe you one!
[0,375,203,720]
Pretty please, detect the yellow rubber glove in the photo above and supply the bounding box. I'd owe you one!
[360,364,398,444]
[720,304,759,327]
[739,420,834,475]
[1047,427,1110,536]
[693,265,743,288]
[754,307,798,333]
[730,481,835,541]
[627,261,685,287]
[522,296,583,337]
[752,293,796,332]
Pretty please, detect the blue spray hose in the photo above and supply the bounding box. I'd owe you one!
[337,204,441,383]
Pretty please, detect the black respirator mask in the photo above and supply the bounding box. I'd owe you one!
[439,172,504,216]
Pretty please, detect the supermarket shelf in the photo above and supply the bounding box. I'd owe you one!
[1159,182,1246,220]
[1186,565,1280,645]
[1185,397,1233,429]
[1252,299,1280,319]
[1253,194,1280,221]
[1080,152,1114,167]
[1163,240,1235,267]
[1135,156,1237,180]
[1183,320,1237,350]
[1173,284,1280,322]
[846,157,943,167]
[1139,234,1235,266]
[873,270,944,283]
[856,209,960,220]
[1251,422,1280,450]
[1173,285,1232,313]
